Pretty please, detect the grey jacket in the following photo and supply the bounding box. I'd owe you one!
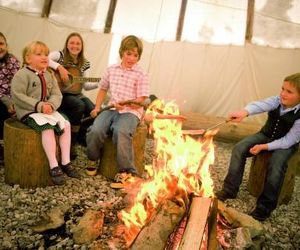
[11,67,62,120]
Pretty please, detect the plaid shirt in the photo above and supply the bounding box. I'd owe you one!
[100,63,149,119]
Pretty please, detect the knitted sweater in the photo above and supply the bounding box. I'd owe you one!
[11,67,62,120]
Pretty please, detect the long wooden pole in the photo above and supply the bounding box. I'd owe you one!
[245,0,255,42]
[176,0,188,41]
[104,0,118,33]
[41,0,53,18]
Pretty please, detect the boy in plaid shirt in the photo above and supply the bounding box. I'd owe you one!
[86,35,149,188]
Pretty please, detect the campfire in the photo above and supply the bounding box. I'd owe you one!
[30,100,266,249]
[113,100,218,249]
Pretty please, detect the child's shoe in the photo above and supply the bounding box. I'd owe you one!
[61,163,80,178]
[49,166,65,185]
[85,159,98,176]
[110,171,140,189]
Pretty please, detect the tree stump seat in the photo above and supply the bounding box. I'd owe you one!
[247,148,300,205]
[98,124,148,179]
[4,118,55,188]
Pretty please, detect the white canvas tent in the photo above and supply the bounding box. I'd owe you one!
[1,0,300,124]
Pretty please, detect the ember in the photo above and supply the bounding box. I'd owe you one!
[117,100,216,247]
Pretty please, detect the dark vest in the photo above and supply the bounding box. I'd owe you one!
[260,105,300,139]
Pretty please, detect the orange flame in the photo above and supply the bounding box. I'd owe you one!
[119,100,215,246]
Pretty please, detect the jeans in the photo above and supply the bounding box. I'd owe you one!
[86,110,140,174]
[223,132,298,213]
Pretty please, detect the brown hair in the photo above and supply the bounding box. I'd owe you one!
[22,41,49,66]
[0,32,7,44]
[284,73,300,94]
[62,32,85,68]
[119,35,143,60]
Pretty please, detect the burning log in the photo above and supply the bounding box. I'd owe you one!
[178,197,218,250]
[217,201,264,239]
[130,200,186,250]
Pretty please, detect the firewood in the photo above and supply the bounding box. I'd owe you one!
[130,200,185,250]
[72,209,104,244]
[179,197,214,250]
[31,205,69,233]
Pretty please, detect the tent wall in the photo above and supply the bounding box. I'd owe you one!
[2,8,300,124]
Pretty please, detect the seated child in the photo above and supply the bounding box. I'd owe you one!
[86,35,150,188]
[11,41,80,185]
[48,32,99,158]
[0,32,20,162]
[216,72,300,221]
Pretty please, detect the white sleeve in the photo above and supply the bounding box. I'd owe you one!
[82,68,99,90]
[48,51,62,70]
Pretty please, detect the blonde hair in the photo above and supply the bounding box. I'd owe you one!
[119,35,143,60]
[22,41,49,67]
[284,73,300,95]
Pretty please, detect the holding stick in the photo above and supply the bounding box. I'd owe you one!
[81,100,148,123]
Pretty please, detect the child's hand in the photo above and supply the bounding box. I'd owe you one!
[249,144,268,155]
[228,109,249,122]
[114,102,125,111]
[58,65,69,83]
[42,103,53,114]
[7,104,15,114]
[143,113,154,123]
[90,107,101,118]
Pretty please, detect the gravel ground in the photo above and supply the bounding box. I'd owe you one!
[0,139,299,249]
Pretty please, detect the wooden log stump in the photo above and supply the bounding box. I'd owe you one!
[4,118,53,187]
[248,149,299,205]
[99,124,148,179]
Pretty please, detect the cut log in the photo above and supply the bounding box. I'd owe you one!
[4,118,55,187]
[72,209,104,244]
[207,198,218,250]
[248,149,299,205]
[99,124,148,179]
[179,197,217,250]
[181,112,261,142]
[31,205,69,233]
[130,200,186,250]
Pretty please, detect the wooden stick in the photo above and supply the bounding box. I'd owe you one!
[154,114,187,121]
[81,100,148,123]
[182,129,205,135]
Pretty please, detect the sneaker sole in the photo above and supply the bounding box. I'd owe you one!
[110,182,125,189]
